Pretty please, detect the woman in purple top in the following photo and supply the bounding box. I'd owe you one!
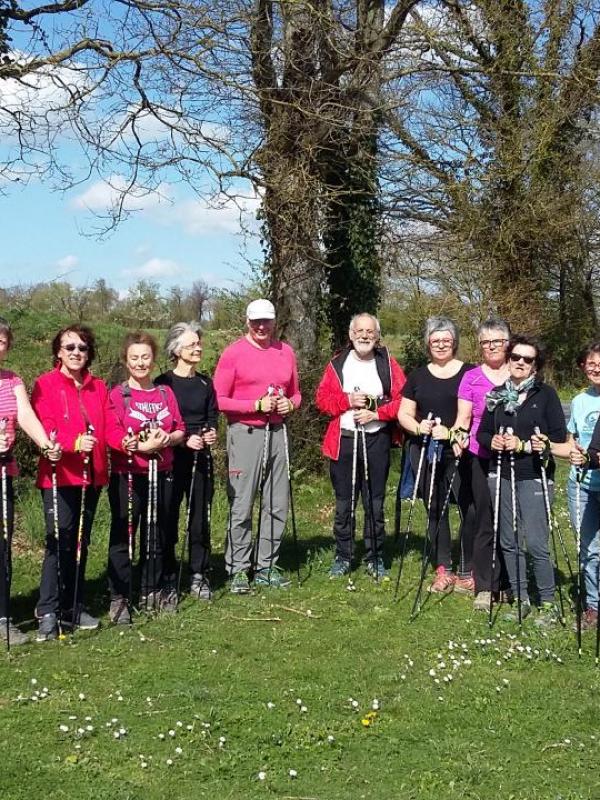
[453,318,510,610]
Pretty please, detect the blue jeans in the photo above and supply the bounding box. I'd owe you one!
[567,479,600,611]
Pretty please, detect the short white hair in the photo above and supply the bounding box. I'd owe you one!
[165,321,203,362]
[349,313,381,340]
[424,316,459,354]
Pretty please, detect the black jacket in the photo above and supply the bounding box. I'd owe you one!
[477,380,566,480]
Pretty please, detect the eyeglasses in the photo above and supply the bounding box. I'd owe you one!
[584,362,600,373]
[509,353,535,365]
[430,338,454,349]
[61,343,89,353]
[353,328,377,338]
[480,338,507,349]
[181,342,202,350]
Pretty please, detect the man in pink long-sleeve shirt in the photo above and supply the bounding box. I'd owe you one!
[213,299,301,593]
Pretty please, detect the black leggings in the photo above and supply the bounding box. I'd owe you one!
[107,470,172,599]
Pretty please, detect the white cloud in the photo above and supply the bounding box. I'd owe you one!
[56,254,79,270]
[128,257,184,279]
[71,176,173,213]
[175,192,261,237]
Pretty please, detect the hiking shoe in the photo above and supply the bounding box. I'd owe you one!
[473,591,492,612]
[454,573,475,595]
[0,618,29,646]
[64,607,100,631]
[534,601,561,628]
[577,608,599,632]
[366,558,389,582]
[255,566,291,589]
[191,573,212,601]
[429,566,456,594]
[329,557,351,578]
[109,597,132,625]
[502,600,532,623]
[36,613,58,642]
[230,570,251,594]
[160,587,178,613]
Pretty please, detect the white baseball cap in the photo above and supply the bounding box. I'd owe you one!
[246,299,276,320]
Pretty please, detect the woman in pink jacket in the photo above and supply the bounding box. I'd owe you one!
[31,324,109,641]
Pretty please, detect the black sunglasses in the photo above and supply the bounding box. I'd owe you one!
[509,353,535,365]
[62,343,89,353]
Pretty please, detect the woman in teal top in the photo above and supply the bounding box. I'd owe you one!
[557,342,600,630]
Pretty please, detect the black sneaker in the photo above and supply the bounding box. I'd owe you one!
[109,597,132,625]
[36,613,58,642]
[0,618,29,646]
[191,573,212,601]
[64,607,100,631]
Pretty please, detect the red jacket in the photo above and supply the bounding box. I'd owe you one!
[315,346,406,460]
[31,366,110,489]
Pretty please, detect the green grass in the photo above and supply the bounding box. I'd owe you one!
[1,460,599,799]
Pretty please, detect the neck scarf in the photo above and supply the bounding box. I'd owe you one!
[485,376,536,414]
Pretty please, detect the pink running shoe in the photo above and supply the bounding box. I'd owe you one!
[429,566,456,594]
[454,573,475,595]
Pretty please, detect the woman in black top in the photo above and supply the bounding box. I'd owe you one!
[478,335,567,625]
[155,322,218,602]
[398,316,472,593]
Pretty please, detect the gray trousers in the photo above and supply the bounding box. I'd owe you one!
[225,422,289,574]
[488,474,556,603]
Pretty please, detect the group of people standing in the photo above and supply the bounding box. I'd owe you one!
[0,301,598,646]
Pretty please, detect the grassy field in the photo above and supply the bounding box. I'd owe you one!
[0,459,599,800]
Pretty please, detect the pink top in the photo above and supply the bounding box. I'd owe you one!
[0,369,23,477]
[106,383,185,474]
[213,337,302,426]
[457,365,495,458]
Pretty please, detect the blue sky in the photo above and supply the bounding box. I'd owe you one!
[0,176,261,294]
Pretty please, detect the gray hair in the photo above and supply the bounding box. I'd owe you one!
[349,313,381,340]
[164,321,203,362]
[424,316,459,353]
[477,317,511,340]
[0,316,12,349]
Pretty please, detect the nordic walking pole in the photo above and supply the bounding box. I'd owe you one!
[571,434,584,656]
[256,384,275,573]
[72,424,94,630]
[411,418,441,618]
[506,427,523,626]
[281,413,301,586]
[575,458,583,657]
[360,422,381,579]
[49,429,65,639]
[488,426,504,628]
[394,412,433,600]
[596,555,600,666]
[0,418,10,652]
[348,424,359,592]
[126,427,135,616]
[177,432,199,601]
[533,426,567,626]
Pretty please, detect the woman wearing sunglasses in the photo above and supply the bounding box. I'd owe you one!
[477,335,567,625]
[31,325,110,641]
